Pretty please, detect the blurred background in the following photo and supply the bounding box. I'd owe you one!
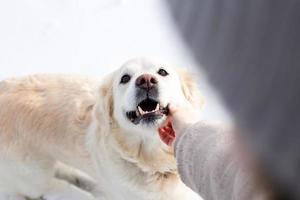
[0,0,232,123]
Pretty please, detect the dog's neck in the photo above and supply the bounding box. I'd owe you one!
[109,122,177,175]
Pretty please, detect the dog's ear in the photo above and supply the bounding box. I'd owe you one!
[178,69,204,109]
[94,72,114,131]
[99,76,114,119]
[88,73,115,149]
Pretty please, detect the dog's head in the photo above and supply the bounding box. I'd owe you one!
[100,58,202,138]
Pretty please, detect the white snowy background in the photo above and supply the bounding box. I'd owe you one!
[0,0,231,122]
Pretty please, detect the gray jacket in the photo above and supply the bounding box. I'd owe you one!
[175,122,268,200]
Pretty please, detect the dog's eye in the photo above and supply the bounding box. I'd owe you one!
[120,74,131,84]
[157,68,169,77]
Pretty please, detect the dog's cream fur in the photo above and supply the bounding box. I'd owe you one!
[0,59,203,200]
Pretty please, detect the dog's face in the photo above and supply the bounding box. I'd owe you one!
[105,59,200,136]
[108,59,201,136]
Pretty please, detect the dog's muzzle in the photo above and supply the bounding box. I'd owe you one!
[135,74,159,101]
[126,74,169,125]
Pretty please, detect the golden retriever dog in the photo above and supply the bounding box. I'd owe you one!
[0,58,203,200]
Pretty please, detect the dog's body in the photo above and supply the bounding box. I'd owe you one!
[0,59,202,200]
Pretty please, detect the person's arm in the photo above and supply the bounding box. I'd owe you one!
[160,104,269,200]
[175,122,258,200]
[166,1,300,198]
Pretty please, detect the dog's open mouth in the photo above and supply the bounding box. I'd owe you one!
[126,99,169,124]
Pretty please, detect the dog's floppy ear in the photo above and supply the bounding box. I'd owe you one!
[178,69,204,109]
[89,73,115,151]
[99,75,114,119]
[94,72,115,132]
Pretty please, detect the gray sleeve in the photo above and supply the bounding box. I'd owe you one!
[166,0,300,199]
[174,122,264,200]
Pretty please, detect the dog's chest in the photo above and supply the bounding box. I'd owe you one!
[94,154,160,200]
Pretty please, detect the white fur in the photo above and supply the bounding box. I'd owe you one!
[0,58,203,200]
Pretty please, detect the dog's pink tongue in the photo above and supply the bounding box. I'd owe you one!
[158,119,175,146]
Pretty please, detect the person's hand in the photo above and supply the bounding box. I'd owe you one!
[158,102,201,146]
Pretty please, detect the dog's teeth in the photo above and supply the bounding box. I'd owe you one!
[138,106,145,115]
[155,104,159,112]
[137,104,160,116]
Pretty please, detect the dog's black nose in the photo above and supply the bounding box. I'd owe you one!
[136,74,158,90]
